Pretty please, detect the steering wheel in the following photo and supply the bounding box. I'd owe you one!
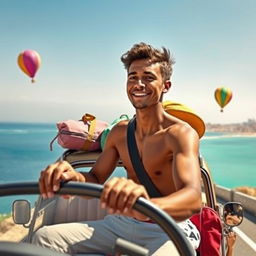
[0,181,195,256]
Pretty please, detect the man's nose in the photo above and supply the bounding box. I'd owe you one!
[136,79,146,88]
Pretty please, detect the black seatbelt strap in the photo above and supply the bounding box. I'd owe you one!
[127,117,162,198]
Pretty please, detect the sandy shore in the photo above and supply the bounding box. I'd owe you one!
[223,132,256,137]
[230,132,256,137]
[204,132,256,138]
[0,216,14,234]
[0,215,28,241]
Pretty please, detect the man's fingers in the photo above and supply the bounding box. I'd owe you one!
[123,185,148,211]
[38,160,76,199]
[115,184,136,212]
[51,161,74,192]
[101,177,120,209]
[107,178,132,212]
[101,177,150,217]
[40,164,57,198]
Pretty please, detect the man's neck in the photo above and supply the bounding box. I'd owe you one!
[135,103,166,137]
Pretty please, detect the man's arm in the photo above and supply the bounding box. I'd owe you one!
[226,232,236,256]
[81,132,121,184]
[39,127,120,199]
[151,124,202,221]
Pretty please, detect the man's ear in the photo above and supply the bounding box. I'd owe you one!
[163,81,171,93]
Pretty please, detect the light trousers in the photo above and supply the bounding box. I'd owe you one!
[32,215,200,255]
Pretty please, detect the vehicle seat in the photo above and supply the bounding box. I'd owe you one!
[53,197,107,224]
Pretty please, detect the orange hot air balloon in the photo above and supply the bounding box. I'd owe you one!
[214,87,233,112]
[17,50,41,83]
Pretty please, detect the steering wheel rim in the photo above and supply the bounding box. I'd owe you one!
[0,181,195,256]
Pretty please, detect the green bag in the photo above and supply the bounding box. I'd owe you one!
[100,114,129,150]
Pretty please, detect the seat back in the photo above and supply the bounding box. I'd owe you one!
[53,197,107,224]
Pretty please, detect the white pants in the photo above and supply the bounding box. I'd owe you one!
[32,215,200,255]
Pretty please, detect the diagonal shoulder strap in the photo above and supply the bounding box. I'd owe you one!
[127,117,162,198]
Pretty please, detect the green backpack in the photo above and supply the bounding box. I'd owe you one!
[100,114,129,150]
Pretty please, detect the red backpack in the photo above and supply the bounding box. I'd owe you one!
[190,207,222,256]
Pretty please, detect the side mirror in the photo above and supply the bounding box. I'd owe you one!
[12,199,31,225]
[223,202,243,227]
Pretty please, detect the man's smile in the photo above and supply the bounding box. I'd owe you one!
[132,92,151,97]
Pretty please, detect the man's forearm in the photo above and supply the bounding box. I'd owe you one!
[79,171,100,184]
[226,247,234,256]
[151,187,202,221]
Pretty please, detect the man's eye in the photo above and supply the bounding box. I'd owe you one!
[145,76,154,81]
[128,76,136,81]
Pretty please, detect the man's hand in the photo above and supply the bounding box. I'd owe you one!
[100,177,150,221]
[226,231,237,248]
[39,160,84,199]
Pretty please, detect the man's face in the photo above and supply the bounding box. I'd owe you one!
[126,59,169,109]
[225,214,242,226]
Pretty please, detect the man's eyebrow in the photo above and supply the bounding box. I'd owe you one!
[128,71,156,76]
[128,71,137,76]
[144,71,155,76]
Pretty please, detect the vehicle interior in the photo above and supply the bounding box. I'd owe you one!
[0,149,244,256]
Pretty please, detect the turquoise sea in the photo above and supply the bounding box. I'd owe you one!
[0,122,255,214]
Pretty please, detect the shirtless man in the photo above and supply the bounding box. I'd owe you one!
[33,42,202,255]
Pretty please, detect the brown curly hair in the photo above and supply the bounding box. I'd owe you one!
[121,42,175,81]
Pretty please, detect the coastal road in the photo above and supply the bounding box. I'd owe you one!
[234,210,256,256]
[218,198,256,256]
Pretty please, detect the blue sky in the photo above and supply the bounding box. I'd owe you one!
[0,0,255,124]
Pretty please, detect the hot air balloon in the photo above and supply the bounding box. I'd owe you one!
[214,87,233,112]
[17,50,41,83]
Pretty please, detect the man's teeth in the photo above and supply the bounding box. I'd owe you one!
[133,93,147,96]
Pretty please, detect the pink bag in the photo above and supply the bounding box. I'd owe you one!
[50,113,109,151]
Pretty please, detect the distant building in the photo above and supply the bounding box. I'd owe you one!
[206,119,256,133]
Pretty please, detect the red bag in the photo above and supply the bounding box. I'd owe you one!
[190,207,222,256]
[50,113,109,151]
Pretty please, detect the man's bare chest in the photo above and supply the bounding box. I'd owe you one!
[118,138,173,186]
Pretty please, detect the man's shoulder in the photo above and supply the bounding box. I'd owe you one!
[163,120,199,153]
[108,119,129,136]
[113,119,129,129]
[165,118,199,140]
[102,120,129,148]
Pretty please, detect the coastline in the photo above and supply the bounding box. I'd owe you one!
[226,132,256,136]
[203,131,256,139]
[206,119,256,134]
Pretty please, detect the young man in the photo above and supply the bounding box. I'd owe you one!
[33,42,202,255]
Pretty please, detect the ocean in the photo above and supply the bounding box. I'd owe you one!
[0,122,255,214]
